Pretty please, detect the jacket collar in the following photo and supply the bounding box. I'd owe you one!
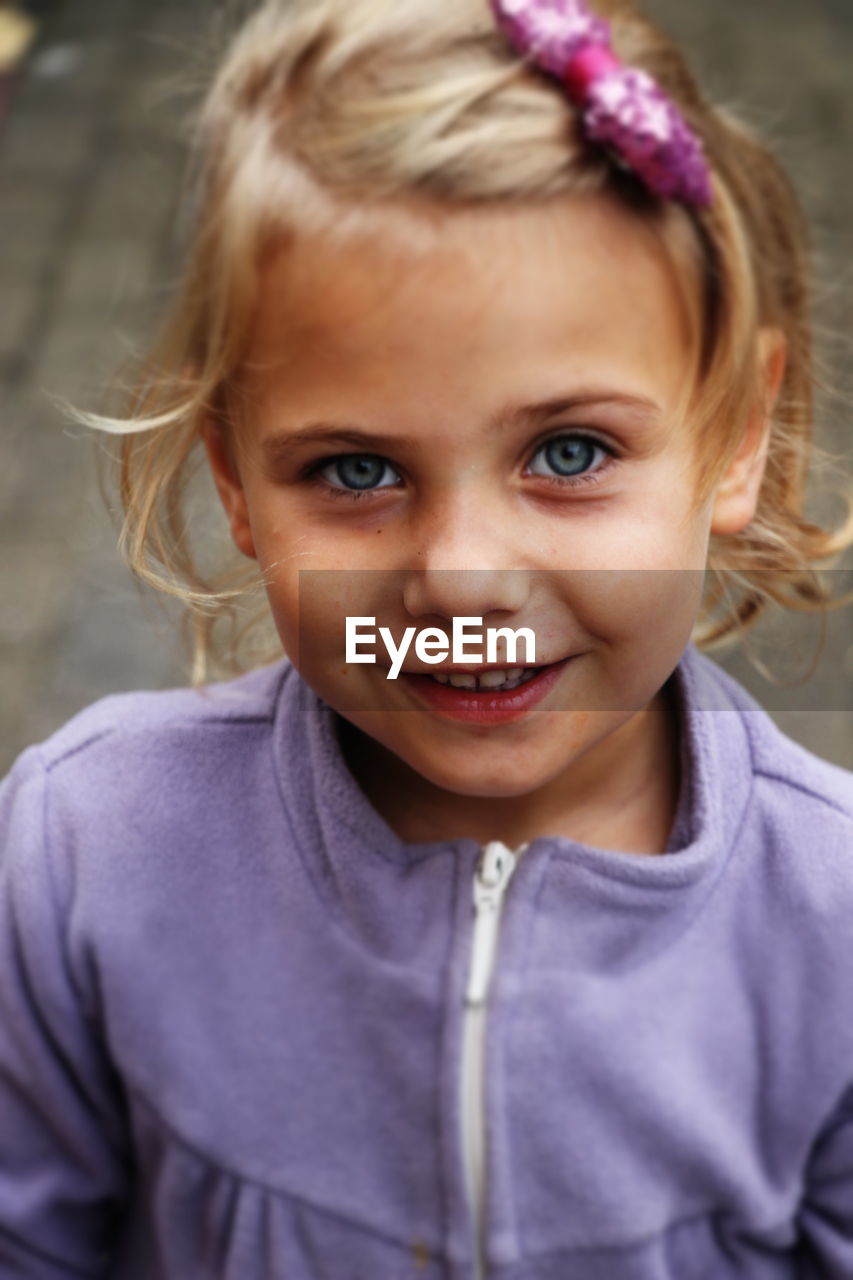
[272,643,756,964]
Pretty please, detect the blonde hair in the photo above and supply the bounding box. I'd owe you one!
[86,0,853,682]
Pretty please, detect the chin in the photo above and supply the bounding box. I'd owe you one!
[405,752,554,800]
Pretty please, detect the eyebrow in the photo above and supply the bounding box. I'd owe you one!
[260,391,663,464]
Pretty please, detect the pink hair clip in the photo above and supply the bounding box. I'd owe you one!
[490,0,713,208]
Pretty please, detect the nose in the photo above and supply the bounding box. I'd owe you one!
[401,492,532,621]
[402,567,530,622]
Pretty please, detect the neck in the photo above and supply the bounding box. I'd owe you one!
[337,680,683,857]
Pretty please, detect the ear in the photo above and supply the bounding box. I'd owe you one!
[199,419,258,561]
[710,329,788,537]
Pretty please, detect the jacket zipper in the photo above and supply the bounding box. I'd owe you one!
[461,840,522,1280]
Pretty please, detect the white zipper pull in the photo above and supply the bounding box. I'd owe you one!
[466,841,519,1006]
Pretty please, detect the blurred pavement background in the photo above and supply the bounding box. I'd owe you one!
[1,0,851,776]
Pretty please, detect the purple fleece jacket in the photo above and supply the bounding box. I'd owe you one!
[1,643,853,1279]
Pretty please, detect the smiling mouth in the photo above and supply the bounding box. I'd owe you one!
[395,657,574,724]
[426,666,541,692]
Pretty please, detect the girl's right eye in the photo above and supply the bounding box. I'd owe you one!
[313,454,400,496]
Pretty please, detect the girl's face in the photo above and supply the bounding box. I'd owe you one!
[205,194,771,837]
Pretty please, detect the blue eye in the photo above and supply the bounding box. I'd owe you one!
[528,434,609,480]
[319,454,399,492]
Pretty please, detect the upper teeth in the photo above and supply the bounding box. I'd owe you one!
[430,667,535,691]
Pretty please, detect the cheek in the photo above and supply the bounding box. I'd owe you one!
[262,577,300,660]
[564,568,705,651]
[555,489,712,573]
[551,569,703,714]
[271,568,400,681]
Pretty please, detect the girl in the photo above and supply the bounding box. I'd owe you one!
[2,0,853,1276]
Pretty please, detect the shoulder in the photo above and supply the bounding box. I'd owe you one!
[692,649,853,923]
[17,660,295,795]
[748,718,853,916]
[1,662,303,974]
[34,661,291,770]
[749,720,853,830]
[1,661,298,845]
[691,647,853,822]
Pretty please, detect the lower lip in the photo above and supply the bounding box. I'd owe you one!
[398,658,574,725]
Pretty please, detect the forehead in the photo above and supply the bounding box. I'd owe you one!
[243,194,697,422]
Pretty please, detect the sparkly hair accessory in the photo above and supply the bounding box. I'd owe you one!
[490,0,713,207]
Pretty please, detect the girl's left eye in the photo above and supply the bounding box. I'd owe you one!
[314,453,400,497]
[526,433,613,484]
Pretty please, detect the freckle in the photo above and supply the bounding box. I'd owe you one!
[340,665,349,675]
[376,528,383,534]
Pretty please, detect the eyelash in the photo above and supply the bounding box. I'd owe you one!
[304,432,618,502]
[529,436,616,492]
